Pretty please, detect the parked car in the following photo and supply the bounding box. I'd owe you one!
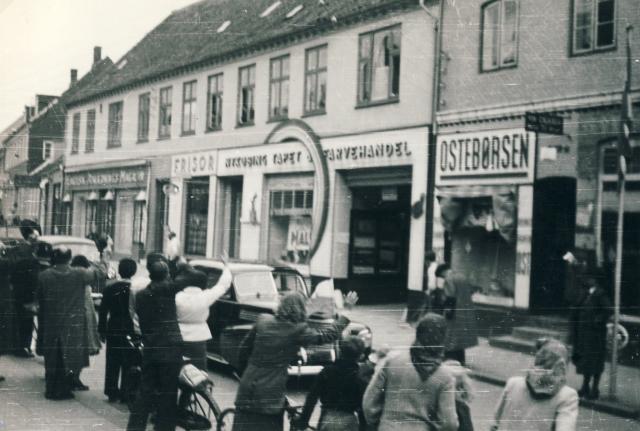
[189,259,373,376]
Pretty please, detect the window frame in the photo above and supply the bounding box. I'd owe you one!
[137,92,150,143]
[71,112,81,154]
[85,109,96,153]
[42,140,53,160]
[479,0,520,72]
[303,44,328,116]
[357,24,402,106]
[181,80,197,135]
[570,0,617,56]
[158,86,173,139]
[107,101,123,148]
[268,54,290,121]
[206,73,224,132]
[237,64,256,127]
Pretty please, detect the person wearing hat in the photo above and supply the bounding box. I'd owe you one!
[492,338,578,431]
[363,313,459,431]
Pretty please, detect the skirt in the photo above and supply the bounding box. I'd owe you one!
[231,410,283,431]
[318,409,359,431]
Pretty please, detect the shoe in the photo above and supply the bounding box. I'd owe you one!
[587,389,600,400]
[72,381,90,391]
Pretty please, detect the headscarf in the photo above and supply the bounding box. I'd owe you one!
[526,338,569,399]
[276,292,307,324]
[411,313,447,381]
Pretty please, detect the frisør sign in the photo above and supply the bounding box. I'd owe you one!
[436,129,536,185]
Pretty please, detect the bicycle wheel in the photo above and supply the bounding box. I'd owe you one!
[179,384,222,430]
[216,408,235,431]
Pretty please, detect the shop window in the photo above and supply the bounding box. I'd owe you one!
[602,145,640,175]
[269,189,313,265]
[182,80,197,135]
[572,0,616,55]
[481,0,518,71]
[62,201,73,235]
[207,73,223,131]
[133,200,146,244]
[107,101,123,148]
[138,93,150,142]
[85,200,97,237]
[304,45,327,115]
[99,192,116,239]
[85,109,96,153]
[238,65,256,126]
[269,55,290,120]
[71,112,81,154]
[185,180,209,256]
[159,86,173,138]
[358,25,401,104]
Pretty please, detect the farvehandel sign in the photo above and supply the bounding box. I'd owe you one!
[436,129,536,185]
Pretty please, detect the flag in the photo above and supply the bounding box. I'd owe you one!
[618,26,634,184]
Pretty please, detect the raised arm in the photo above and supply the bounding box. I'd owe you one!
[554,390,579,431]
[297,314,350,347]
[201,268,232,306]
[362,359,388,426]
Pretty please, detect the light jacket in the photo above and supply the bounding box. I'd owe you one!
[175,278,231,342]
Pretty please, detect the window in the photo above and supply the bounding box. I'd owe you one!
[85,109,96,152]
[573,0,616,54]
[42,141,53,160]
[159,86,173,138]
[358,26,401,103]
[138,93,150,142]
[107,101,123,148]
[182,80,197,134]
[481,0,519,71]
[71,112,81,154]
[237,65,256,126]
[304,45,327,114]
[269,55,290,120]
[185,179,209,255]
[207,74,223,131]
[269,189,313,265]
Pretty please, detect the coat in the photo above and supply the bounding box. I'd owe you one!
[234,313,349,415]
[443,272,478,352]
[362,350,459,431]
[0,258,15,354]
[37,265,95,375]
[571,286,612,376]
[98,279,134,337]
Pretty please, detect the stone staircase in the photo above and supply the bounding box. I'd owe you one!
[488,315,571,355]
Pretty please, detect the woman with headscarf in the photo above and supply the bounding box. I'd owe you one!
[232,292,352,431]
[492,339,578,431]
[363,313,459,431]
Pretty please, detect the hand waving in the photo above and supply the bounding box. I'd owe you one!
[344,291,359,309]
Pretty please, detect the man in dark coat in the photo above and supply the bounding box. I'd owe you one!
[10,220,42,357]
[127,260,183,431]
[38,247,97,400]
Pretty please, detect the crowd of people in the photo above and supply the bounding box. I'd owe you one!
[0,222,614,431]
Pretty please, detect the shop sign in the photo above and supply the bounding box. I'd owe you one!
[525,112,564,135]
[172,150,217,178]
[287,217,312,251]
[436,129,536,185]
[66,166,147,190]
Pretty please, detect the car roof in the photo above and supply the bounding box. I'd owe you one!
[38,235,97,246]
[189,259,273,273]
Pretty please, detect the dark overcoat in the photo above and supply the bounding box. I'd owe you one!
[443,272,479,352]
[571,286,612,376]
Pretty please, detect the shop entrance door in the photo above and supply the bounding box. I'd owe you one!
[530,177,576,313]
[115,195,134,256]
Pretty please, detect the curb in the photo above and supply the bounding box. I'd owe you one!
[469,371,640,420]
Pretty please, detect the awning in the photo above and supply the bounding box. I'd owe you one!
[134,190,147,201]
[87,191,99,201]
[436,184,516,198]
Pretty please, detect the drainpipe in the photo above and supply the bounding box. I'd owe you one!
[419,0,445,252]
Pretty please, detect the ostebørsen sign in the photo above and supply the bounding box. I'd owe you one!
[436,128,536,185]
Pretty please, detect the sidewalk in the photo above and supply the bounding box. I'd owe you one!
[348,304,640,420]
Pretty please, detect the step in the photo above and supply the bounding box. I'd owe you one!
[511,326,567,343]
[488,334,538,355]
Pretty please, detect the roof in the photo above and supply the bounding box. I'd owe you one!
[1,116,26,146]
[64,0,419,107]
[61,58,117,105]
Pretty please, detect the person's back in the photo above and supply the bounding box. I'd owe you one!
[39,266,87,340]
[101,279,134,336]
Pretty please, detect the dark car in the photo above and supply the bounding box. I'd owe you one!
[189,259,373,376]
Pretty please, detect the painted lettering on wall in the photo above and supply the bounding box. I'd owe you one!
[172,151,216,177]
[66,167,147,190]
[436,129,536,185]
[225,154,268,169]
[323,141,411,162]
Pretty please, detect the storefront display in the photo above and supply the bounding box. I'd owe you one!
[184,178,209,256]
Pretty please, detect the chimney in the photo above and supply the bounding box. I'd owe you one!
[93,46,102,65]
[25,106,35,122]
[70,69,78,87]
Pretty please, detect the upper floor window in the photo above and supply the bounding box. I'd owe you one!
[572,0,615,54]
[207,73,223,131]
[71,112,81,154]
[85,109,96,153]
[107,101,123,148]
[43,141,53,160]
[304,45,327,114]
[481,0,519,71]
[269,55,290,120]
[138,93,150,142]
[238,64,256,126]
[358,26,401,104]
[182,80,197,134]
[159,86,173,138]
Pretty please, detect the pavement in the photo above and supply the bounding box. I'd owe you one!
[346,304,640,420]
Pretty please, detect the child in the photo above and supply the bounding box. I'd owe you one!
[98,258,137,402]
[443,359,474,431]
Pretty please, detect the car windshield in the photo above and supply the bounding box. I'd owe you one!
[233,271,279,303]
[37,242,100,262]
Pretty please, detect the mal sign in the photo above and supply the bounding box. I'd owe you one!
[525,112,564,135]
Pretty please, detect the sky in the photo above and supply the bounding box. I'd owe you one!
[0,0,199,132]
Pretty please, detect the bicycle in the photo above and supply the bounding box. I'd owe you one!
[215,396,316,431]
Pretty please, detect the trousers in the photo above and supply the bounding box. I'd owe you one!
[104,335,134,399]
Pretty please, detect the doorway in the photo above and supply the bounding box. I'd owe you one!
[530,177,577,313]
